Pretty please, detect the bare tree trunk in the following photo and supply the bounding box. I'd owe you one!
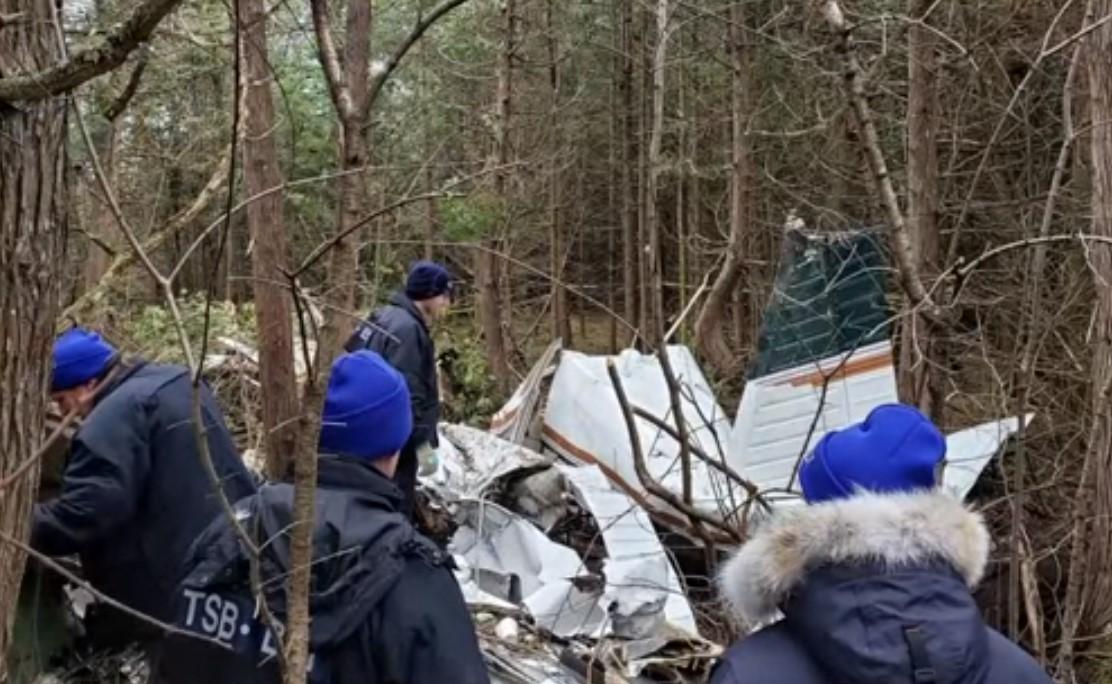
[695,2,752,376]
[239,0,298,480]
[676,42,688,342]
[330,0,372,345]
[619,0,638,338]
[300,0,373,679]
[899,0,943,421]
[1057,6,1112,676]
[645,0,669,343]
[546,0,571,343]
[637,5,653,341]
[0,1,67,673]
[480,0,514,384]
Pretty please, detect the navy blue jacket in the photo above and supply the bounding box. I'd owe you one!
[157,455,489,684]
[32,361,257,635]
[345,291,439,448]
[711,491,1053,684]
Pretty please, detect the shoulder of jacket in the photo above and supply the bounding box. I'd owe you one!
[397,533,455,570]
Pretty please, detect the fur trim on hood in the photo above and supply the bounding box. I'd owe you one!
[718,490,990,628]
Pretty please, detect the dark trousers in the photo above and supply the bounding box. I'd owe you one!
[395,441,419,520]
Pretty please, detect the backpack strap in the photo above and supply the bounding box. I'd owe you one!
[903,625,939,684]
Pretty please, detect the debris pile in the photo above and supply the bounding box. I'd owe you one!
[425,424,721,682]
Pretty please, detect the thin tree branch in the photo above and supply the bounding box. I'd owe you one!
[630,405,765,503]
[945,0,1089,267]
[365,0,474,112]
[63,147,233,320]
[104,51,150,122]
[290,162,524,277]
[0,410,78,492]
[951,234,1112,288]
[169,163,376,283]
[0,532,231,650]
[819,0,940,322]
[309,0,355,121]
[0,0,184,103]
[369,237,640,336]
[606,359,742,543]
[657,347,693,506]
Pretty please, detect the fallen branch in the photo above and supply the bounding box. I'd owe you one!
[606,359,742,543]
[630,405,766,506]
[0,0,184,103]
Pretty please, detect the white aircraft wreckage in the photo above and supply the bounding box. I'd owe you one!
[428,228,1028,681]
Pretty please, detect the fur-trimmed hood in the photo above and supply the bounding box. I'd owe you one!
[719,490,990,628]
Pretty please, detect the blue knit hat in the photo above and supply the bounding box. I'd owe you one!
[319,351,412,461]
[799,403,946,504]
[52,328,118,392]
[405,260,453,301]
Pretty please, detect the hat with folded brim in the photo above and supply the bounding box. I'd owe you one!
[319,350,413,460]
[52,328,118,392]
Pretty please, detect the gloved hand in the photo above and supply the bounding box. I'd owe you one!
[416,442,440,476]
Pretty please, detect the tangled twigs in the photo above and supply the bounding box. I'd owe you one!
[606,359,742,544]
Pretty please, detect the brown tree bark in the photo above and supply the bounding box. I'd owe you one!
[0,0,181,103]
[1057,4,1112,676]
[0,5,66,671]
[239,0,299,480]
[479,0,515,384]
[695,2,752,376]
[546,0,571,343]
[619,0,639,338]
[637,5,653,341]
[899,0,943,421]
[0,0,179,669]
[644,0,669,343]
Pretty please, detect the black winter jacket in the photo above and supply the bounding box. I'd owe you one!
[345,291,439,448]
[156,456,490,684]
[710,491,1053,684]
[32,361,257,636]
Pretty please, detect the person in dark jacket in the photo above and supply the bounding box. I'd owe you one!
[710,404,1053,684]
[34,328,257,648]
[344,260,453,519]
[157,350,489,684]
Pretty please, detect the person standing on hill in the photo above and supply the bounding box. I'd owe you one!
[34,327,257,649]
[345,260,453,519]
[709,403,1053,684]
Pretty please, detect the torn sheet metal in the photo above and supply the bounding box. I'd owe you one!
[941,414,1029,500]
[541,345,738,522]
[726,339,899,504]
[725,229,1029,503]
[451,467,699,642]
[426,423,553,500]
[451,499,608,638]
[491,339,562,448]
[558,464,698,637]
